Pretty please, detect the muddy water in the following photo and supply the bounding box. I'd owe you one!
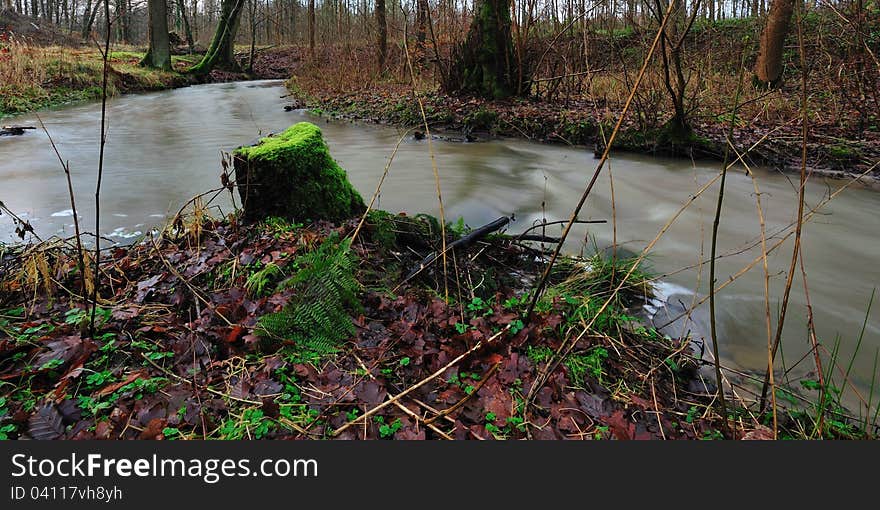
[1,80,878,407]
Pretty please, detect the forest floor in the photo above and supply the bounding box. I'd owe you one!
[6,204,821,440]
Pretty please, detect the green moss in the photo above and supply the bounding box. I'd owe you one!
[234,122,366,222]
[464,107,499,131]
[109,51,145,61]
[827,143,860,162]
[365,210,398,250]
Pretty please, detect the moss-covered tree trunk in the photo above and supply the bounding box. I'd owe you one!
[188,0,245,75]
[233,122,366,223]
[453,0,516,99]
[140,0,172,70]
[754,0,794,87]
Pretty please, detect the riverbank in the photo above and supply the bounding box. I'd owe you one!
[0,31,294,118]
[279,11,878,182]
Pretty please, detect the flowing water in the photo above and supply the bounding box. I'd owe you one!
[2,80,878,410]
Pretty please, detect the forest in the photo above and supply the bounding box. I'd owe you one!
[0,0,878,441]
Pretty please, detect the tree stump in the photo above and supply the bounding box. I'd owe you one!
[233,122,365,222]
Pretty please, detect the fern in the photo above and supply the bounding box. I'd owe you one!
[257,234,360,359]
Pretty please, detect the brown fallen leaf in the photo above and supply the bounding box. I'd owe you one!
[93,370,148,398]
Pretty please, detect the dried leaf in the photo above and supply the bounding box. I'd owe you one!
[28,405,65,440]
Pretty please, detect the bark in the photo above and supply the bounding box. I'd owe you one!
[141,0,171,70]
[308,0,315,58]
[176,0,195,52]
[81,0,100,39]
[416,0,427,49]
[754,0,794,86]
[376,0,386,69]
[189,0,246,75]
[450,0,517,98]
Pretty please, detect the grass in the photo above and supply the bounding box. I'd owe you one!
[0,40,197,118]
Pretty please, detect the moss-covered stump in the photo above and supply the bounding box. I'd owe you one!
[233,122,366,222]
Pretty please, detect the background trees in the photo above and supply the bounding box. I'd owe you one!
[140,0,171,70]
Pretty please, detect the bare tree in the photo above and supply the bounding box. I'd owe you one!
[308,0,315,58]
[377,0,387,69]
[754,0,794,86]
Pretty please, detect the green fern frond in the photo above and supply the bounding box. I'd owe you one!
[256,234,360,360]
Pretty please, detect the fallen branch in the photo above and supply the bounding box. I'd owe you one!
[403,216,511,281]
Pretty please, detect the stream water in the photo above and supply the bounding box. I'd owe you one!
[1,79,878,410]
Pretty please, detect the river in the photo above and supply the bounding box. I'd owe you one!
[1,79,878,411]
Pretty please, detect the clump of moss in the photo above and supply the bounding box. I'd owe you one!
[233,122,366,223]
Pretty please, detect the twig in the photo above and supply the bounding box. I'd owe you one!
[524,0,678,321]
[352,354,453,439]
[332,325,509,437]
[36,114,87,298]
[401,10,449,301]
[424,363,500,425]
[707,51,747,436]
[350,128,412,244]
[89,0,113,337]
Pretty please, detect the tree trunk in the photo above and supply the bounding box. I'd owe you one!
[189,0,246,75]
[141,0,172,70]
[376,0,386,69]
[754,0,794,87]
[176,0,195,52]
[308,0,315,59]
[450,0,516,98]
[81,0,99,38]
[416,0,427,50]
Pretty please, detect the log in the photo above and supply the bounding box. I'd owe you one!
[1,126,36,136]
[405,216,511,280]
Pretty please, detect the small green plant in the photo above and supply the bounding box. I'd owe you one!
[220,408,274,440]
[375,416,402,438]
[0,423,15,440]
[526,345,554,365]
[85,370,116,388]
[162,427,182,440]
[39,358,64,371]
[565,347,609,387]
[399,357,411,367]
[467,296,491,315]
[592,425,610,440]
[508,319,525,335]
[262,216,303,238]
[447,217,468,237]
[245,262,284,297]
